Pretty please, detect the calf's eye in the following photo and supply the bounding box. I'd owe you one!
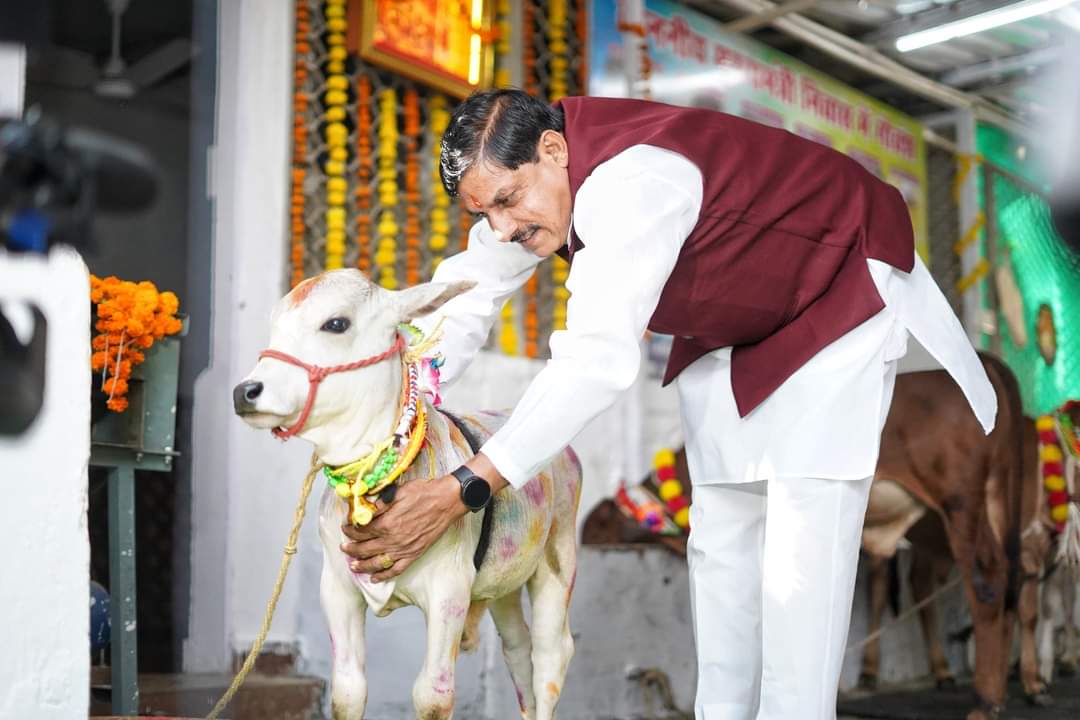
[321,317,351,333]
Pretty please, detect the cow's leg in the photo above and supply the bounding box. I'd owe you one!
[910,550,955,689]
[489,590,537,719]
[1019,527,1051,703]
[412,581,472,720]
[321,557,369,719]
[1038,568,1062,685]
[859,554,889,689]
[947,510,1009,720]
[527,516,577,720]
[1061,566,1079,676]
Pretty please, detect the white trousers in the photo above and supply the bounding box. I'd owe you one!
[688,475,872,720]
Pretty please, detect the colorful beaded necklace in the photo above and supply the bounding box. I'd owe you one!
[324,323,443,526]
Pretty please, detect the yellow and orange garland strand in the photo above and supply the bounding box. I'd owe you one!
[547,0,571,335]
[576,0,588,92]
[524,275,539,358]
[90,276,183,413]
[429,94,452,273]
[654,448,690,531]
[376,88,400,289]
[523,0,537,96]
[355,75,374,274]
[323,0,349,270]
[1037,406,1080,532]
[547,0,570,101]
[289,0,310,288]
[494,0,512,88]
[403,89,423,287]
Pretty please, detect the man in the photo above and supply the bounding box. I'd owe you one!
[340,89,996,719]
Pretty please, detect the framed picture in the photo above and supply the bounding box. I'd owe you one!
[358,0,496,98]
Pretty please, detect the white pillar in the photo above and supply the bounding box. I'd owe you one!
[0,248,91,719]
[185,0,312,672]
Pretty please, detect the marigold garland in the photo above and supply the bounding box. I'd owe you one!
[654,448,690,530]
[499,298,519,355]
[90,276,183,413]
[290,0,310,287]
[547,0,570,101]
[576,0,588,92]
[403,89,423,287]
[1038,410,1079,532]
[522,0,537,96]
[375,88,400,289]
[355,74,374,273]
[524,275,539,358]
[429,94,452,273]
[494,0,512,88]
[323,0,349,270]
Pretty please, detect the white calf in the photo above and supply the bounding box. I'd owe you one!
[235,269,582,719]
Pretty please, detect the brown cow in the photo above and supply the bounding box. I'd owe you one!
[856,353,1027,719]
[584,353,1026,720]
[862,401,1080,707]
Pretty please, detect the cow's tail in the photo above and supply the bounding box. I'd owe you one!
[980,351,1025,612]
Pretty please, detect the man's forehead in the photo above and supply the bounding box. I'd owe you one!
[463,168,520,207]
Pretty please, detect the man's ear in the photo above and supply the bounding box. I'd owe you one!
[539,130,569,168]
[394,281,476,322]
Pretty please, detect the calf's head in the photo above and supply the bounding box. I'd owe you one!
[233,269,471,450]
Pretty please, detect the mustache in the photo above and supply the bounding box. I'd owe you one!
[510,225,541,244]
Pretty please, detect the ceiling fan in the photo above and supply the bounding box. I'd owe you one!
[28,0,193,99]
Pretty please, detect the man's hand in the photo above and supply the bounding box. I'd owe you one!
[340,473,466,582]
[339,452,510,582]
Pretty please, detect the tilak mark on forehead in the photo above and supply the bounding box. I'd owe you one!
[288,275,324,307]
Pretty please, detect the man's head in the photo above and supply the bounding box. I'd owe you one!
[440,89,572,258]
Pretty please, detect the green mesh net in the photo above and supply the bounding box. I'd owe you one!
[978,124,1080,415]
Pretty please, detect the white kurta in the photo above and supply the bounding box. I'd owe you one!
[417,144,996,489]
[417,142,997,720]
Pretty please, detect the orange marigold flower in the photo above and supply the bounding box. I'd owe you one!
[159,292,179,315]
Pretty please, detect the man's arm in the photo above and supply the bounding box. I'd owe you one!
[480,145,703,487]
[413,218,542,385]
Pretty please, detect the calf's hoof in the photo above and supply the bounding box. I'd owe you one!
[1058,659,1077,677]
[1025,689,1053,707]
[966,697,1004,720]
[857,672,878,690]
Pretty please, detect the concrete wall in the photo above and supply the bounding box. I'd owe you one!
[0,248,91,719]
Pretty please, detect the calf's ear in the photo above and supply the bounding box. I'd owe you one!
[393,281,476,323]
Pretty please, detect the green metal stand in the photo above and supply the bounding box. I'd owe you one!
[90,328,183,716]
[107,465,138,715]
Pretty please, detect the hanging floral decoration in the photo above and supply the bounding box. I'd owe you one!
[653,448,690,530]
[494,0,512,88]
[429,94,452,273]
[290,0,311,287]
[403,88,423,287]
[576,0,588,91]
[90,276,183,413]
[547,0,570,101]
[355,74,374,273]
[322,0,349,270]
[522,0,537,96]
[376,88,400,289]
[524,275,539,358]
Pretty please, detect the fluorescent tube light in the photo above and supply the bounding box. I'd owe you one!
[896,0,1078,52]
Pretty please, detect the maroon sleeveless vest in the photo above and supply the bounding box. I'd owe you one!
[555,96,915,417]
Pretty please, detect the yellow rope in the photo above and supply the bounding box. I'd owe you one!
[205,455,324,719]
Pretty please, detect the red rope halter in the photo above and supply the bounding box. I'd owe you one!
[258,334,406,439]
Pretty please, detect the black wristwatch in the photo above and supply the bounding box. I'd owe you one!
[451,466,492,512]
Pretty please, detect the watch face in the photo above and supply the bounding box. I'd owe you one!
[462,477,491,509]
